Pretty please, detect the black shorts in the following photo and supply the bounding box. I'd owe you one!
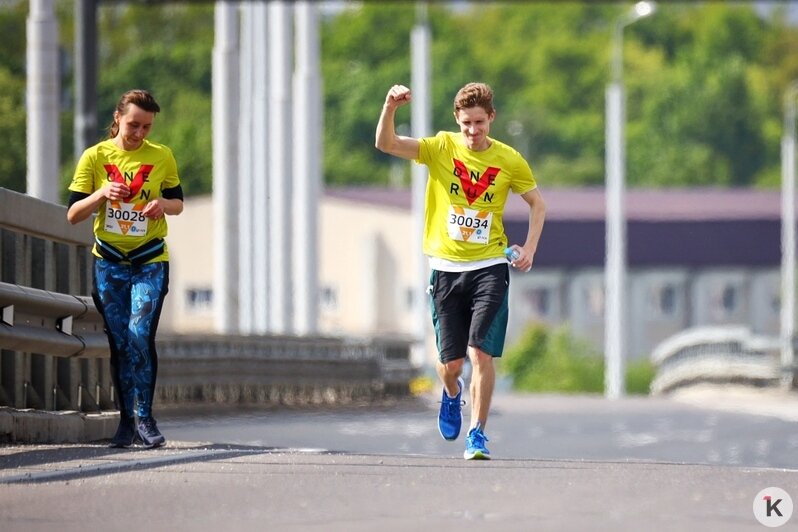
[428,263,510,363]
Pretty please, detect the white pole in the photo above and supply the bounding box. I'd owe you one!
[251,3,270,333]
[781,84,798,389]
[268,1,294,334]
[410,9,432,368]
[292,2,321,335]
[604,80,626,399]
[26,0,59,203]
[603,3,656,398]
[237,2,255,334]
[212,1,240,333]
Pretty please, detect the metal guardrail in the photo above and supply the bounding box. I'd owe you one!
[649,326,782,394]
[0,282,107,358]
[0,279,418,410]
[1,187,103,411]
[0,187,418,412]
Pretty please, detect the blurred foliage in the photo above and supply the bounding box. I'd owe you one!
[2,1,798,198]
[0,0,28,191]
[625,356,656,395]
[95,3,215,197]
[501,323,605,394]
[500,322,654,395]
[0,64,26,191]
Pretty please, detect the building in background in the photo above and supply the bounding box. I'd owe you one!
[162,187,785,362]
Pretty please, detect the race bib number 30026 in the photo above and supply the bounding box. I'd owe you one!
[447,205,492,245]
[104,202,149,236]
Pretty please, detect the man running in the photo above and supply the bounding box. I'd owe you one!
[375,82,546,459]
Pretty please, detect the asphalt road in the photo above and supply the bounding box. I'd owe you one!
[160,390,798,469]
[1,388,797,531]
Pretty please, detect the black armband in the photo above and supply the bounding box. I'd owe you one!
[162,185,184,201]
[68,191,90,208]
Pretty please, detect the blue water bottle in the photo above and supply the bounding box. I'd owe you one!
[506,246,531,272]
[504,246,520,262]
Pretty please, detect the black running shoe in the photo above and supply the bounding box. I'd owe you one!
[109,416,137,448]
[137,416,166,448]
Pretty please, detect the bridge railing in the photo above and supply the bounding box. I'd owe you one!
[649,325,782,395]
[0,188,105,411]
[0,188,417,412]
[155,333,417,407]
[0,277,418,410]
[0,282,107,358]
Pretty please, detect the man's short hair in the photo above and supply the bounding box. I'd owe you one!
[453,82,495,115]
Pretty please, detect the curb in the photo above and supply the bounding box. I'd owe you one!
[0,407,118,444]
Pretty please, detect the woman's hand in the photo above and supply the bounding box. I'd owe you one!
[141,198,165,219]
[103,182,131,202]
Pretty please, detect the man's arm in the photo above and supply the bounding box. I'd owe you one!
[375,84,421,160]
[511,188,546,272]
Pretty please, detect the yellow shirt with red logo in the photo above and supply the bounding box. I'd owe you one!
[416,131,537,262]
[69,138,180,262]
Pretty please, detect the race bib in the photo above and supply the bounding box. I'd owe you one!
[447,205,492,245]
[104,202,149,236]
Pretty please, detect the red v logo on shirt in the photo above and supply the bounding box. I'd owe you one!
[452,159,501,205]
[104,164,154,202]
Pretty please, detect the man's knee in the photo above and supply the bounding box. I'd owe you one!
[468,346,493,366]
[440,357,465,374]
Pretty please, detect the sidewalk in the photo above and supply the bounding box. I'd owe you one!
[667,383,798,422]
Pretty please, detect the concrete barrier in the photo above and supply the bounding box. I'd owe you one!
[650,326,781,394]
[0,406,118,444]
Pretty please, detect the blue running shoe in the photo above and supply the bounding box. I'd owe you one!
[438,377,465,441]
[463,423,490,460]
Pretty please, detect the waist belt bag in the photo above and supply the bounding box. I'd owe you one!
[95,237,165,266]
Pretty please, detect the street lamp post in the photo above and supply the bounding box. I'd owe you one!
[605,1,655,399]
[410,1,432,369]
[781,81,798,390]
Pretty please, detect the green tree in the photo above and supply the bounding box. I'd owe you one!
[91,3,214,195]
[0,2,30,193]
[0,1,27,77]
[0,64,26,192]
[321,2,416,186]
[628,5,768,187]
[442,4,615,186]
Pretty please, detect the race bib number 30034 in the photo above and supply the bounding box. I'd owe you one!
[447,205,492,245]
[104,202,149,236]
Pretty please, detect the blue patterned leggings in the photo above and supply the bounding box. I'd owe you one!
[92,259,169,419]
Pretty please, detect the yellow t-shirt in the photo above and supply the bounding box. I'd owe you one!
[416,131,537,261]
[69,138,180,262]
